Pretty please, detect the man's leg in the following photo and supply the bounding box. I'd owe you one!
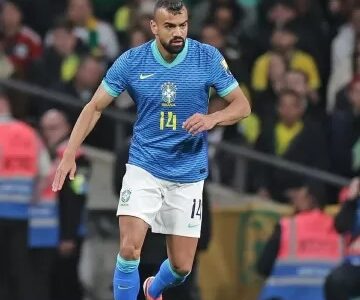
[163,256,201,300]
[147,235,198,299]
[0,220,10,300]
[114,216,149,300]
[324,262,360,300]
[10,220,29,300]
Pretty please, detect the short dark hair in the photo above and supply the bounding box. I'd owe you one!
[52,16,74,32]
[154,0,186,15]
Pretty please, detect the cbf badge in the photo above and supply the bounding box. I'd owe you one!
[120,189,132,206]
[161,82,177,107]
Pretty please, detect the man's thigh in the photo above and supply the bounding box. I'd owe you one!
[117,164,163,226]
[152,180,204,238]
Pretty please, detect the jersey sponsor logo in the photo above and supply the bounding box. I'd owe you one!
[161,82,177,107]
[140,73,155,80]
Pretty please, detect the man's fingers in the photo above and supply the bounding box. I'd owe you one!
[52,170,61,191]
[188,122,203,134]
[192,125,207,135]
[52,169,67,191]
[183,114,201,130]
[69,164,76,180]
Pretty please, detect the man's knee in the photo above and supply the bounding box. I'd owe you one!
[170,261,192,276]
[119,244,141,260]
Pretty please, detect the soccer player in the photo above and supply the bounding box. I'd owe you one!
[52,1,251,299]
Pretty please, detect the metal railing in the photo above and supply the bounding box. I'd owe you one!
[0,78,350,188]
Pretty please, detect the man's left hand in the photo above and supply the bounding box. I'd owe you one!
[183,113,217,135]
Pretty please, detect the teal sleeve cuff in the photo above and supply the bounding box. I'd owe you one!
[101,79,120,97]
[218,81,239,97]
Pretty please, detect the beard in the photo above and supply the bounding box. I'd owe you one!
[160,37,185,54]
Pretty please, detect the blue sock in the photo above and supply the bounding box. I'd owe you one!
[113,254,140,300]
[148,259,190,298]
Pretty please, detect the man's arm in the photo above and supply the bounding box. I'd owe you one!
[210,86,251,126]
[183,86,250,135]
[52,85,113,191]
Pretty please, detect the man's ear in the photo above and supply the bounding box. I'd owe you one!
[150,19,158,36]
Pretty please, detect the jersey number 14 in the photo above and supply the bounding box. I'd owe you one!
[160,111,177,130]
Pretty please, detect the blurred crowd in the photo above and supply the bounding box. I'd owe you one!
[0,0,359,202]
[1,0,360,299]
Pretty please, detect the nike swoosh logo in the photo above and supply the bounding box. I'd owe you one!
[188,223,201,228]
[118,285,134,290]
[140,74,155,80]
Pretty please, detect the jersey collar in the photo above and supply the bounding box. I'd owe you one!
[151,39,189,68]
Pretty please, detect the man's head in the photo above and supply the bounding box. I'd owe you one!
[67,0,93,26]
[285,70,309,98]
[129,28,150,48]
[40,109,71,148]
[75,56,105,90]
[213,4,235,34]
[286,182,325,212]
[271,22,298,54]
[52,18,77,57]
[0,2,22,34]
[277,89,305,125]
[150,0,188,54]
[267,0,297,26]
[200,24,225,50]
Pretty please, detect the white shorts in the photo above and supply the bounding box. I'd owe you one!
[117,164,204,238]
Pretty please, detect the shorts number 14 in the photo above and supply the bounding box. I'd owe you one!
[160,111,177,130]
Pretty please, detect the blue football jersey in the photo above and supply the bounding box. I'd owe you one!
[102,38,238,183]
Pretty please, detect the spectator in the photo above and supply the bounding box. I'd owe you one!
[0,1,42,77]
[324,177,360,300]
[66,0,120,61]
[113,0,143,41]
[0,91,50,300]
[52,55,106,115]
[253,52,287,124]
[284,70,325,122]
[39,109,90,300]
[330,75,360,178]
[191,0,243,38]
[28,138,59,300]
[52,55,114,150]
[328,4,360,112]
[207,3,243,50]
[252,90,328,201]
[200,23,250,86]
[257,182,343,300]
[30,18,88,88]
[252,22,321,94]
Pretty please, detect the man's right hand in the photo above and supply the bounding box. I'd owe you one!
[52,153,77,192]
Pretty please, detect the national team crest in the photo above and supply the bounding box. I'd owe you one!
[121,189,131,203]
[161,82,177,107]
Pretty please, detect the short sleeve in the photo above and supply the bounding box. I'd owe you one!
[101,51,130,97]
[209,48,239,97]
